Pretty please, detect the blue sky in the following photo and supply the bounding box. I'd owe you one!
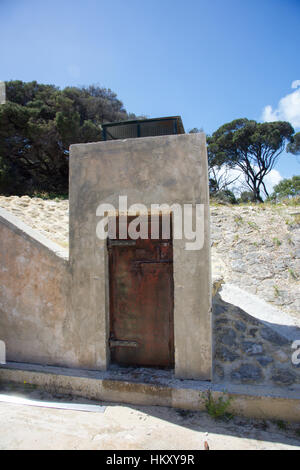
[1,0,300,183]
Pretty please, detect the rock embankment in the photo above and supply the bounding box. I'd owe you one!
[0,196,299,317]
[213,292,300,387]
[211,204,300,317]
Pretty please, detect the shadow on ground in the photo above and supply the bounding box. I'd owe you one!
[0,382,299,450]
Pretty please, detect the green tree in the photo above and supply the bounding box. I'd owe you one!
[189,127,203,134]
[287,132,300,163]
[0,80,137,195]
[207,118,294,202]
[212,189,237,204]
[239,191,256,203]
[270,176,300,200]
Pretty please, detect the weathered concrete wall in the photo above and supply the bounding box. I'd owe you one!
[70,133,212,379]
[0,208,77,367]
[0,134,212,378]
[213,293,300,387]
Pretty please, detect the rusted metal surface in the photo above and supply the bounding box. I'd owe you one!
[108,216,174,368]
[109,339,138,348]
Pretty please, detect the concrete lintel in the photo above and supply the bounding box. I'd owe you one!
[1,362,300,423]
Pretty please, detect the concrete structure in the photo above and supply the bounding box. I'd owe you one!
[1,133,300,422]
[1,361,300,423]
[0,208,72,366]
[0,133,212,380]
[69,133,211,380]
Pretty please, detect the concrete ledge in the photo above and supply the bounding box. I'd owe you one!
[0,207,69,262]
[220,283,300,341]
[1,362,300,422]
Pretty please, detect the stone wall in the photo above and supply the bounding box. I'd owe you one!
[213,293,300,387]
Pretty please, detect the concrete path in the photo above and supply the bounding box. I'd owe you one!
[0,389,299,450]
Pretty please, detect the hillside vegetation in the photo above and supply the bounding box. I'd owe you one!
[0,80,140,195]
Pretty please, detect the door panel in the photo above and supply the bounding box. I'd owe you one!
[108,216,174,368]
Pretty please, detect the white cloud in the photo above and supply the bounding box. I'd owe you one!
[262,81,300,129]
[262,105,277,122]
[292,80,300,89]
[263,169,282,195]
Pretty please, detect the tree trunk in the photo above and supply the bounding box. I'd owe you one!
[254,188,264,203]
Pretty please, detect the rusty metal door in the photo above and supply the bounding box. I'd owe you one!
[108,215,174,368]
